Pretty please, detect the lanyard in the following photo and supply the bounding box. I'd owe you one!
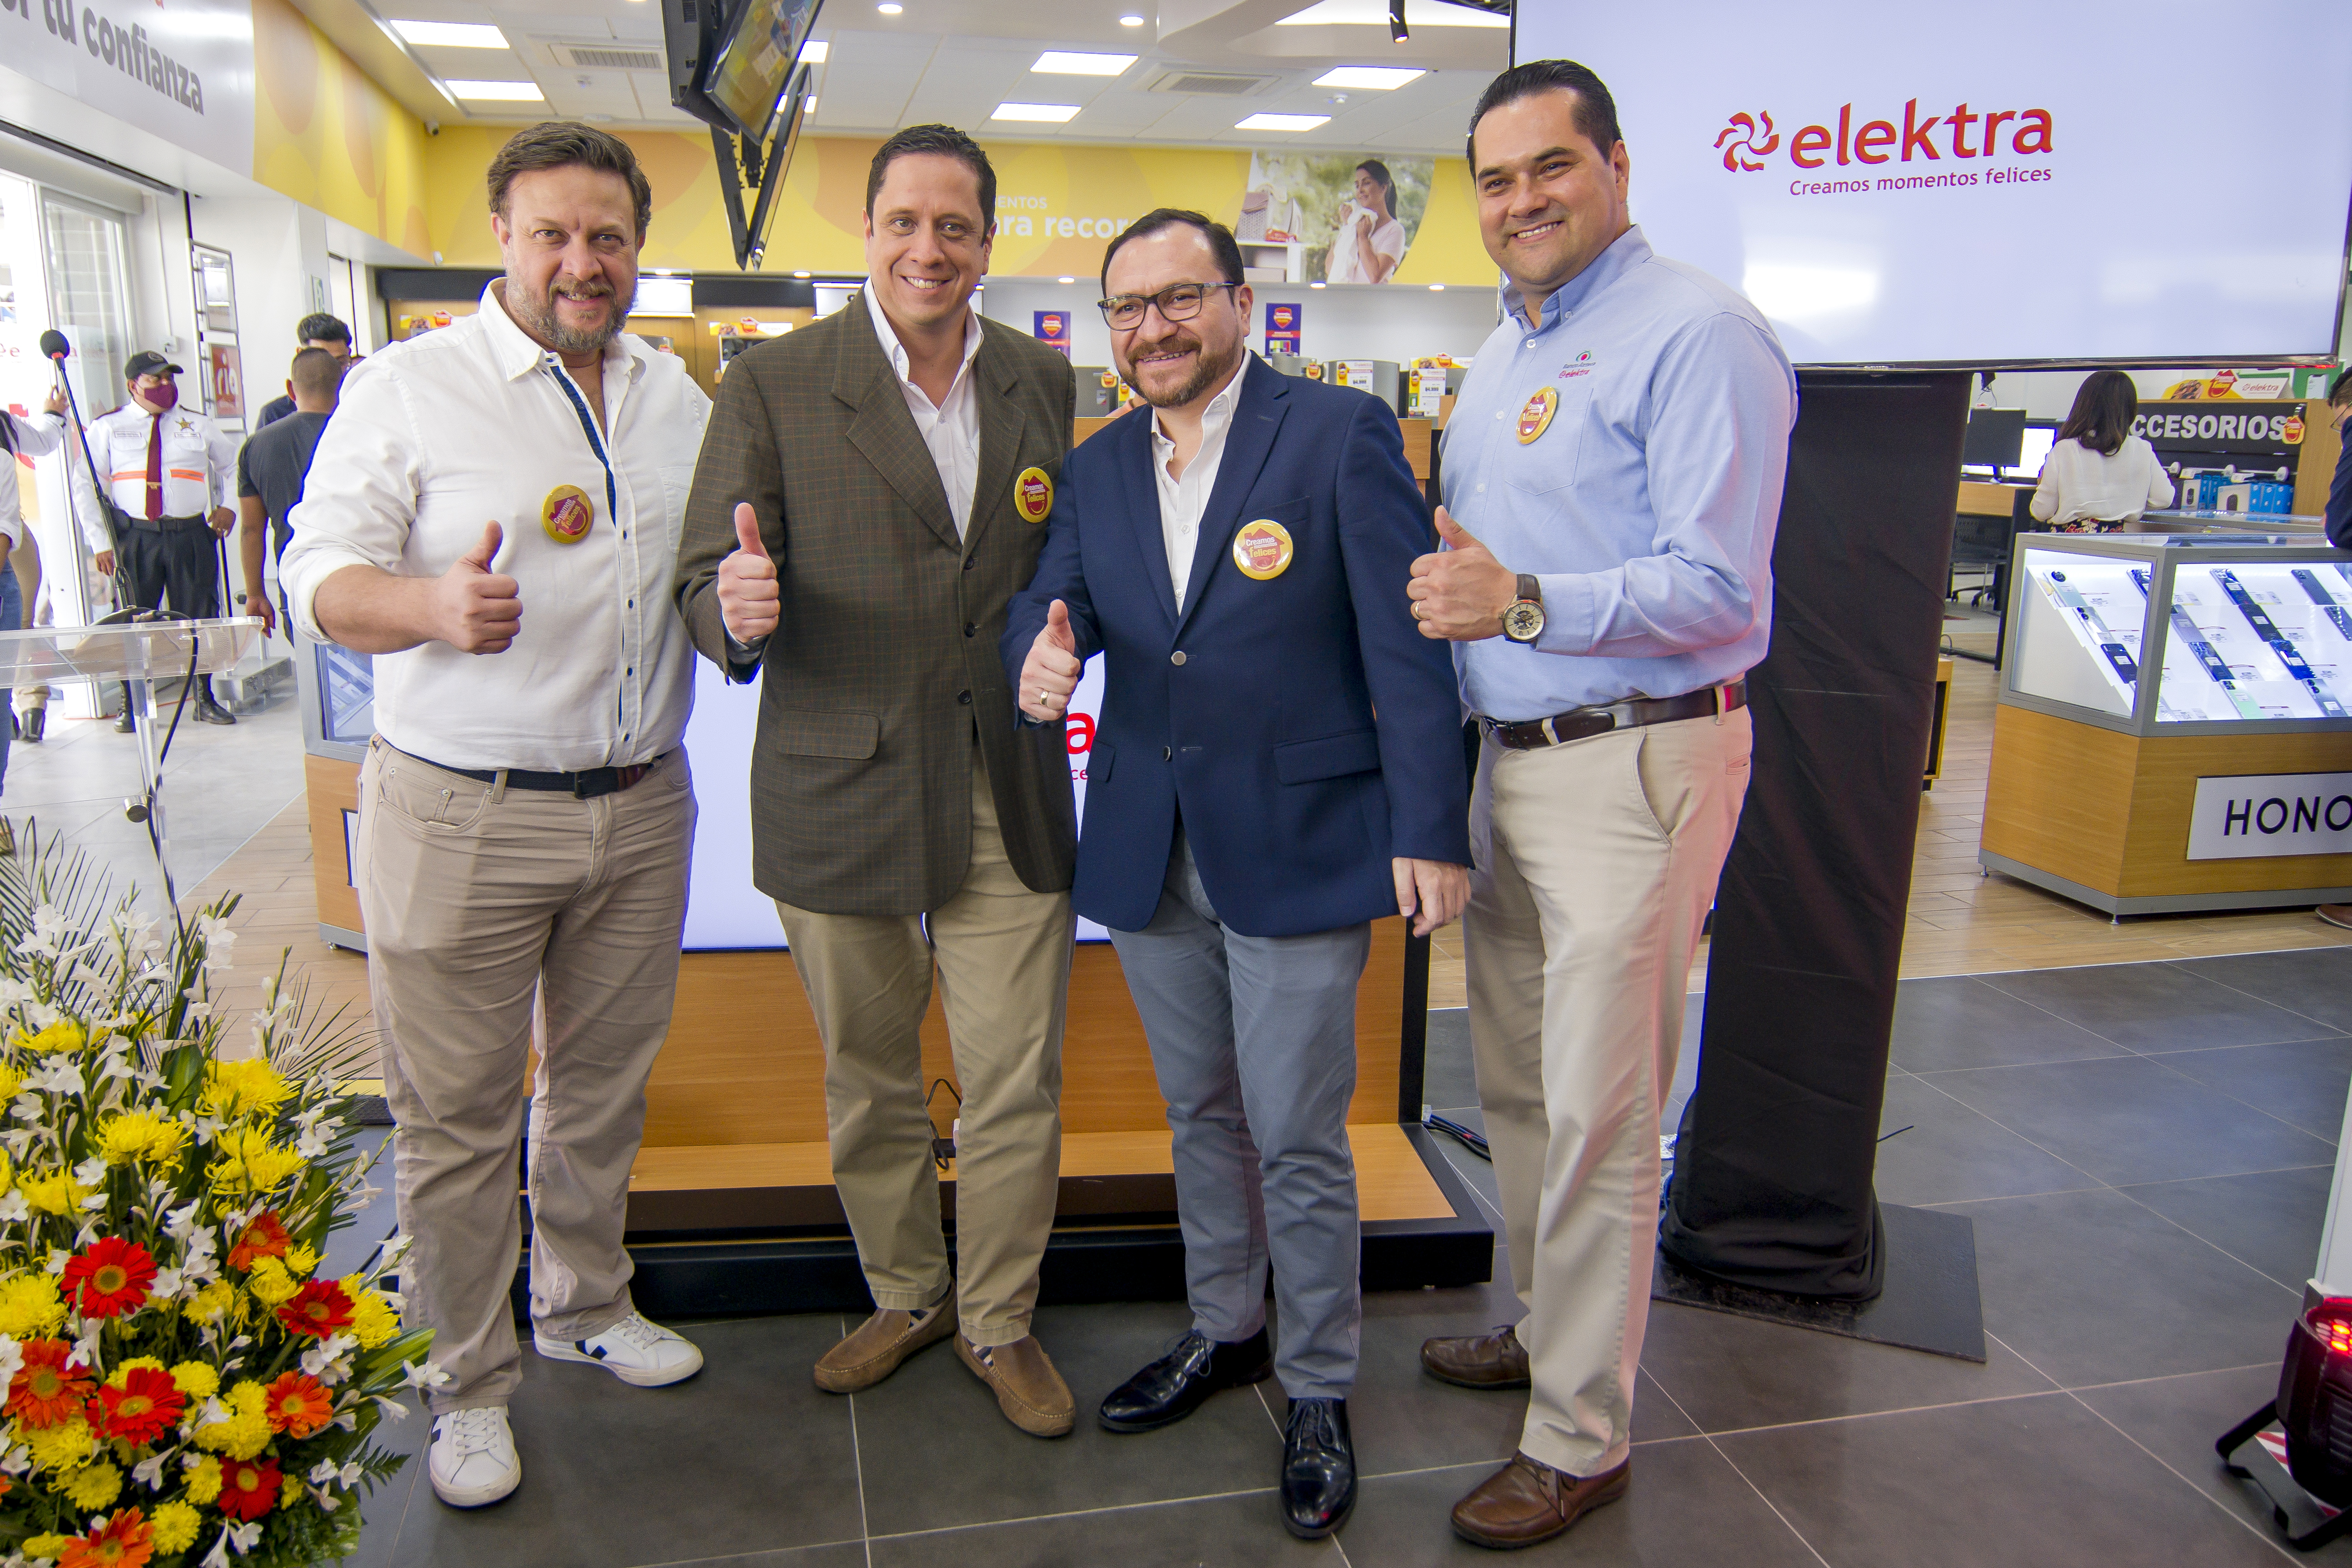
[544,360,618,522]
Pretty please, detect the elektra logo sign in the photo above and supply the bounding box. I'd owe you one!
[2187,771,2352,861]
[1715,99,2054,199]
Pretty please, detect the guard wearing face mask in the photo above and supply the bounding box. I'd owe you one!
[81,350,241,725]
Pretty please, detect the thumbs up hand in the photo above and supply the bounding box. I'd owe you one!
[1019,599,1082,722]
[433,521,522,654]
[718,502,780,645]
[1407,506,1518,641]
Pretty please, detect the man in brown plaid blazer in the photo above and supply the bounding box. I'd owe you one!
[673,125,1082,1437]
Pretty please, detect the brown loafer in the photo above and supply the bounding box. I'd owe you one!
[2320,904,2352,931]
[956,1334,1076,1437]
[813,1299,956,1393]
[1420,1324,1531,1389]
[1452,1452,1628,1550]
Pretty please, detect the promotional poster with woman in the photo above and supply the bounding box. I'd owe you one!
[1236,151,1434,284]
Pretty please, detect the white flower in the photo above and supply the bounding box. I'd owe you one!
[132,1451,169,1490]
[150,1267,183,1299]
[300,1333,355,1384]
[200,1520,263,1565]
[67,1328,100,1370]
[23,1058,81,1096]
[0,1442,28,1476]
[400,1359,450,1390]
[0,1335,22,1388]
[309,1457,365,1488]
[0,1193,27,1224]
[368,1395,410,1421]
[43,1249,66,1277]
[70,1157,104,1186]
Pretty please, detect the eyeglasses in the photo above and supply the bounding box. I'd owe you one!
[1097,282,1242,330]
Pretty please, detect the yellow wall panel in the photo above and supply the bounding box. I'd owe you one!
[249,0,431,255]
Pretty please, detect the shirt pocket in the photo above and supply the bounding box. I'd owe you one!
[1500,376,1596,496]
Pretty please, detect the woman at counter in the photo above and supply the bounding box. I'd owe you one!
[2031,370,2175,532]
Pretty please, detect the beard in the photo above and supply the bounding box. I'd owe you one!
[1126,328,1242,410]
[508,275,622,355]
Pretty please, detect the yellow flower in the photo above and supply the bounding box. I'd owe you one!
[280,1470,304,1506]
[21,1415,95,1473]
[19,1533,68,1563]
[244,1257,299,1307]
[0,1064,23,1105]
[104,1356,166,1389]
[200,1058,291,1121]
[16,1168,88,1217]
[151,1499,202,1553]
[192,1380,271,1459]
[183,1279,237,1325]
[0,1272,65,1337]
[208,1125,304,1194]
[343,1279,400,1350]
[57,1457,121,1510]
[0,1149,12,1197]
[182,1453,223,1504]
[168,1360,220,1400]
[284,1241,320,1278]
[96,1110,187,1167]
[11,1020,86,1055]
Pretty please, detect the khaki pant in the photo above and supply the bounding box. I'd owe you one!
[356,737,696,1413]
[777,745,1073,1348]
[1464,706,1751,1477]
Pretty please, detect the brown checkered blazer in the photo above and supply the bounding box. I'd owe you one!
[673,295,1079,916]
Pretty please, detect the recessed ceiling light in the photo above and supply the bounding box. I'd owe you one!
[1119,12,1145,24]
[876,2,902,13]
[1058,276,1075,284]
[1428,282,1444,290]
[447,80,545,101]
[1312,66,1422,89]
[1032,51,1136,75]
[1236,112,1329,132]
[798,39,827,62]
[993,102,1081,122]
[794,270,811,278]
[1309,280,1326,289]
[391,20,509,47]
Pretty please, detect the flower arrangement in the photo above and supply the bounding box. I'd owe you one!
[0,828,435,1567]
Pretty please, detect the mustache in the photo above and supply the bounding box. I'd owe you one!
[1128,330,1203,367]
[547,279,614,302]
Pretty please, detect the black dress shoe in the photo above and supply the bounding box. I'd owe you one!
[18,709,41,743]
[193,700,237,726]
[112,710,135,733]
[1280,1396,1355,1539]
[1099,1327,1271,1432]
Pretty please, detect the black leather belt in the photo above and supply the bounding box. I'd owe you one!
[124,514,208,533]
[1480,680,1746,751]
[405,749,662,799]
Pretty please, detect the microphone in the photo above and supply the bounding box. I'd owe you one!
[37,330,67,361]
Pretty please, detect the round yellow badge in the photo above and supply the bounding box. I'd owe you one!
[542,484,595,544]
[1232,519,1294,581]
[1516,386,1560,445]
[1014,466,1054,524]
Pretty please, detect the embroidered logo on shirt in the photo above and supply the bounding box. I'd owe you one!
[542,484,594,544]
[1014,467,1054,524]
[1559,351,1597,381]
[1516,387,1560,444]
[1232,519,1294,580]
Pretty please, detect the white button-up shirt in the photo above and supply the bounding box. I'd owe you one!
[282,282,711,771]
[0,411,69,549]
[863,282,981,539]
[1149,353,1248,613]
[84,401,236,520]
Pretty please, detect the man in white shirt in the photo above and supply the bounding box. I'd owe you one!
[0,387,73,843]
[83,350,239,724]
[281,122,710,1511]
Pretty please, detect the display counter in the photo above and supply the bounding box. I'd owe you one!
[1982,534,2352,915]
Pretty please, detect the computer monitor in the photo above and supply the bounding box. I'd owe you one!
[1962,407,2027,472]
[2016,422,2057,478]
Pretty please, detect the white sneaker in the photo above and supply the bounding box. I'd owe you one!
[535,1312,704,1388]
[429,1405,521,1508]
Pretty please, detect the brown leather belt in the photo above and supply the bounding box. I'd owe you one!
[1480,680,1747,751]
[406,749,662,799]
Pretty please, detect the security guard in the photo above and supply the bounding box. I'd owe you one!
[84,349,241,725]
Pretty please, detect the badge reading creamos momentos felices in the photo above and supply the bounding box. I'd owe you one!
[1516,386,1559,444]
[1232,518,1294,580]
[542,484,594,544]
[1014,466,1054,524]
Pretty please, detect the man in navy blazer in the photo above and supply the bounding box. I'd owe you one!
[1005,209,1470,1541]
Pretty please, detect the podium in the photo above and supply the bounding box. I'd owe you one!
[0,616,263,898]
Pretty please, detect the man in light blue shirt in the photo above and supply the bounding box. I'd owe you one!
[1407,59,1796,1553]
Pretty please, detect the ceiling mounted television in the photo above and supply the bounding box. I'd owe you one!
[664,0,822,142]
[1510,0,2352,367]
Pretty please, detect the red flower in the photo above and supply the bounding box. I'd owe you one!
[262,1371,333,1438]
[215,1456,280,1522]
[90,1367,186,1445]
[61,1238,157,1319]
[7,1338,93,1428]
[275,1279,354,1339]
[59,1507,153,1568]
[227,1211,290,1272]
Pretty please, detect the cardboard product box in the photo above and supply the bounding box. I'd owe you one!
[2250,480,2295,514]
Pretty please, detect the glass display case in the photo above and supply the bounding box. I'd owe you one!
[2005,535,2352,735]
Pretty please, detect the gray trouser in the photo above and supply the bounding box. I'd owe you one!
[1107,831,1369,1400]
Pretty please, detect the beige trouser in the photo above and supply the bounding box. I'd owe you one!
[1465,705,1752,1477]
[355,737,696,1413]
[776,744,1073,1349]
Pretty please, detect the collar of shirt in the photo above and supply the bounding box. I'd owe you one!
[1501,224,1653,333]
[863,281,981,414]
[484,279,648,394]
[1149,351,1252,611]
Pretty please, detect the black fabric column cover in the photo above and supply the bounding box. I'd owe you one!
[1658,370,1968,1301]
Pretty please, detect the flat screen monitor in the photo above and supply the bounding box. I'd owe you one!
[705,0,821,141]
[1511,1,2352,365]
[2017,422,2056,478]
[1961,407,2026,470]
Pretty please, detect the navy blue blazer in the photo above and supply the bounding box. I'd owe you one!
[1003,355,1471,939]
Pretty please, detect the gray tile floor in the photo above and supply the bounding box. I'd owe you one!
[335,947,2351,1567]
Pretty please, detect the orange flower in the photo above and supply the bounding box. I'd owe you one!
[262,1372,332,1438]
[7,1339,94,1428]
[61,1238,157,1319]
[226,1212,290,1273]
[275,1279,353,1339]
[60,1507,153,1568]
[91,1367,185,1445]
[215,1456,279,1522]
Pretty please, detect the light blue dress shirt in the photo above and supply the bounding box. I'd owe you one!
[1440,225,1797,721]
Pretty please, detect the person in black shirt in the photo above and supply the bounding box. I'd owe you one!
[2324,369,2352,551]
[253,313,353,429]
[235,346,343,637]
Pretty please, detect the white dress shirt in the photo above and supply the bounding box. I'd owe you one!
[1150,353,1250,612]
[0,411,69,549]
[84,400,237,519]
[2030,434,2176,527]
[281,282,711,771]
[863,282,982,538]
